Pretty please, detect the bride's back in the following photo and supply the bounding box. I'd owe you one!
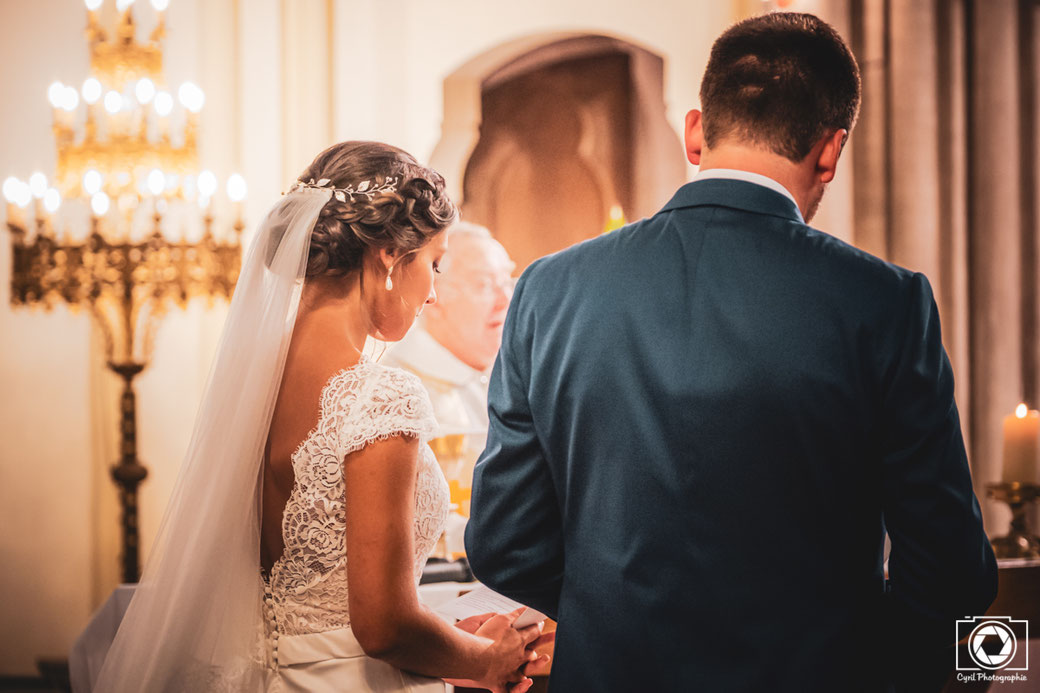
[261,305,361,572]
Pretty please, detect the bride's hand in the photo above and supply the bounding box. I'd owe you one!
[445,607,543,693]
[521,629,554,678]
[453,612,496,634]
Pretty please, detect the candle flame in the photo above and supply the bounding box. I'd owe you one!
[1016,403,1028,418]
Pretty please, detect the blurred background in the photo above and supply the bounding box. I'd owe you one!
[1,0,1038,686]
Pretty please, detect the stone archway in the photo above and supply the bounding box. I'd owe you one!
[430,33,685,272]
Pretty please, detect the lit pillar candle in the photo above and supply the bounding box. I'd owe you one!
[1002,403,1040,483]
[226,173,247,237]
[5,201,23,230]
[91,192,110,225]
[154,91,173,140]
[47,81,64,129]
[3,178,31,229]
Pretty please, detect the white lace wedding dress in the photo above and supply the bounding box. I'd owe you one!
[263,355,450,692]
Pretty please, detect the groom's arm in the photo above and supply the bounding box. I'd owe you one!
[466,273,564,619]
[879,272,997,644]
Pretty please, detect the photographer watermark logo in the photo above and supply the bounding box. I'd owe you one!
[967,620,1017,669]
[955,616,1029,683]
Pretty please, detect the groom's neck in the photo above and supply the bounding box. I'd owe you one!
[698,143,816,218]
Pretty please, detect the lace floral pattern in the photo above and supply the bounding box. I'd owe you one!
[266,356,449,637]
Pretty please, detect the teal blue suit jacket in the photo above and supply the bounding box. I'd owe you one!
[465,179,997,691]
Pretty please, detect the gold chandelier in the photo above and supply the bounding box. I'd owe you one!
[3,0,244,583]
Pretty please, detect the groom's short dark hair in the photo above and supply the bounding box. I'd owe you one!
[700,12,861,162]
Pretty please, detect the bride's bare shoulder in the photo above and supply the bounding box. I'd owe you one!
[269,339,362,458]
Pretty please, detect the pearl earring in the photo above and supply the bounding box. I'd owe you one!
[385,265,394,291]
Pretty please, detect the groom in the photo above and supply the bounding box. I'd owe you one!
[465,11,997,692]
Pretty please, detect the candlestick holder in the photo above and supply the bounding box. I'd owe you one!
[3,2,246,583]
[986,482,1040,559]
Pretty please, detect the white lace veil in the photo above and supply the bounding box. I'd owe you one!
[94,187,332,692]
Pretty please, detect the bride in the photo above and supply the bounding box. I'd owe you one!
[94,141,550,692]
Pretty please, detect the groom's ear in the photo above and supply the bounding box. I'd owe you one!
[813,128,848,184]
[684,109,705,166]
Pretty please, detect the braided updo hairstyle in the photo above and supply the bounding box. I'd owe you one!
[298,141,457,277]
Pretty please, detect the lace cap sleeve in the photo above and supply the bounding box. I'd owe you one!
[329,362,438,458]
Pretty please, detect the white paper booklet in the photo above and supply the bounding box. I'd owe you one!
[434,585,547,629]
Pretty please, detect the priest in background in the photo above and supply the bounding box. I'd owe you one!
[384,221,515,548]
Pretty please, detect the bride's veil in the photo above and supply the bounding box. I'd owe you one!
[94,187,332,692]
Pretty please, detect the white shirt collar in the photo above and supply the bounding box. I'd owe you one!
[385,325,486,387]
[693,168,800,209]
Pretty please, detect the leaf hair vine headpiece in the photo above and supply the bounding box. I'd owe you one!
[288,176,399,202]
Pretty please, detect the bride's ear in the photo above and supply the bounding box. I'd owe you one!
[377,248,396,272]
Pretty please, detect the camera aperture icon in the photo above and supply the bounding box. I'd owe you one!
[968,620,1017,670]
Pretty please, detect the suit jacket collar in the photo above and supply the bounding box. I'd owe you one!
[660,178,805,224]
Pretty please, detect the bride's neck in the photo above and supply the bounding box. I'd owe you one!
[295,274,370,360]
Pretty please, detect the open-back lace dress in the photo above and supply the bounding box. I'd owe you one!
[263,355,450,692]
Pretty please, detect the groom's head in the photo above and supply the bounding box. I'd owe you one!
[689,12,861,221]
[699,12,861,162]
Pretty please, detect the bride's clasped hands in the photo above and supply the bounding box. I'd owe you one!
[445,608,554,692]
